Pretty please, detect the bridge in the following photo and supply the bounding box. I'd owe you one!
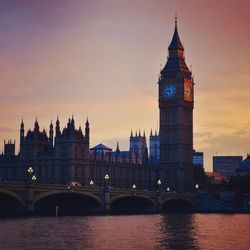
[0,182,195,215]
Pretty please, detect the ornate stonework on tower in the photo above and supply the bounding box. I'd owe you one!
[158,19,194,192]
[129,130,148,164]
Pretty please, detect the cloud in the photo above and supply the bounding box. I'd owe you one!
[194,131,213,139]
[195,127,250,170]
[0,127,16,133]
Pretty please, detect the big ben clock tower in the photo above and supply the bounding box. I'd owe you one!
[158,19,194,192]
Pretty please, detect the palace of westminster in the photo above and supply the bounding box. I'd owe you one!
[0,20,195,192]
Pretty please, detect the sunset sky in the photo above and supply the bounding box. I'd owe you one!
[0,0,249,171]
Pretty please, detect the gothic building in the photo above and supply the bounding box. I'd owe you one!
[149,130,160,165]
[129,130,148,164]
[0,118,158,189]
[0,20,194,192]
[89,129,151,165]
[158,19,194,192]
[18,117,90,183]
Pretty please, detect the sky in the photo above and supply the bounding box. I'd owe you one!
[0,0,249,171]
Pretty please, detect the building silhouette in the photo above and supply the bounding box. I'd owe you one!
[158,18,194,192]
[149,130,160,165]
[213,156,243,178]
[0,20,195,192]
[193,151,204,168]
[0,117,159,189]
[236,155,250,174]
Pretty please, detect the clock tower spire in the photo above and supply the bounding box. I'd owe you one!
[158,19,194,192]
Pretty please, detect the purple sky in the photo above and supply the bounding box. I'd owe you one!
[0,0,250,170]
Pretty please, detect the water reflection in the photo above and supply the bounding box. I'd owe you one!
[0,214,249,250]
[159,214,199,250]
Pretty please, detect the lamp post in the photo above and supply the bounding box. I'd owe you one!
[157,179,162,192]
[104,174,110,212]
[156,179,162,212]
[27,166,33,183]
[32,175,37,182]
[25,166,34,214]
[27,166,33,175]
[104,174,110,189]
[132,184,136,195]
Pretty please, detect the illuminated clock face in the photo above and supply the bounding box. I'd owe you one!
[163,83,176,99]
[184,82,193,102]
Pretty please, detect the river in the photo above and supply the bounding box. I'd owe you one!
[0,214,249,250]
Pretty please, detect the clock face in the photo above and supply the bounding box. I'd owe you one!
[184,81,193,102]
[163,83,176,99]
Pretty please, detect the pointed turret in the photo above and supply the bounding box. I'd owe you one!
[21,118,24,129]
[161,17,191,74]
[168,16,184,51]
[143,130,146,138]
[86,117,89,127]
[34,118,39,132]
[139,129,141,137]
[130,129,133,138]
[49,120,53,146]
[116,142,120,152]
[67,118,71,128]
[20,118,25,145]
[56,116,61,137]
[150,128,153,137]
[71,115,75,129]
[85,117,90,146]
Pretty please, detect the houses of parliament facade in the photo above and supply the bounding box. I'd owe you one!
[0,21,194,192]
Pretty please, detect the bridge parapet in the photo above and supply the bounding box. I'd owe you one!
[0,183,195,214]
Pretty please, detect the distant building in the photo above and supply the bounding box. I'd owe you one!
[193,151,204,168]
[90,143,112,156]
[213,156,243,178]
[236,155,250,174]
[90,129,151,165]
[206,172,228,184]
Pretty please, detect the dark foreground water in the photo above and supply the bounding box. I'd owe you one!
[0,214,249,250]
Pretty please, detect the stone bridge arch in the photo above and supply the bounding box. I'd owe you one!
[34,190,103,215]
[110,194,157,213]
[161,197,196,212]
[0,189,25,214]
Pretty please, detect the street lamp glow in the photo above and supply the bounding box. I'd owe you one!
[104,174,110,181]
[132,184,136,189]
[167,187,170,192]
[157,179,162,186]
[27,167,33,174]
[90,180,94,186]
[195,183,199,189]
[31,175,37,182]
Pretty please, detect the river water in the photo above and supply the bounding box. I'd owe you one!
[0,214,249,250]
